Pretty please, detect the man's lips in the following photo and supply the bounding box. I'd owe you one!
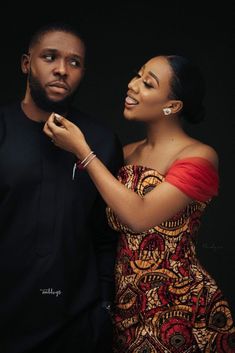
[47,81,69,91]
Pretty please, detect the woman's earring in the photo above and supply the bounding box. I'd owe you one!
[163,108,172,116]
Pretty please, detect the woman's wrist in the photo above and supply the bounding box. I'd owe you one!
[74,142,91,161]
[76,151,96,170]
[73,139,97,171]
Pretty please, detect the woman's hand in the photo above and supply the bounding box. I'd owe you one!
[43,113,91,159]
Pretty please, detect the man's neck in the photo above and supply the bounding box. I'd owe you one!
[21,100,51,123]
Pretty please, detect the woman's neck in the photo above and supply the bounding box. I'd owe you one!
[145,118,187,147]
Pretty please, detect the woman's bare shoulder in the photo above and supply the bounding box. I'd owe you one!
[179,140,219,169]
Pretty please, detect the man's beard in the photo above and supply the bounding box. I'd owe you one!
[28,70,75,115]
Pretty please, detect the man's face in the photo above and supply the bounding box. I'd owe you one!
[22,30,85,113]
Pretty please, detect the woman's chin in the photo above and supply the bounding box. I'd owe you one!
[123,110,135,121]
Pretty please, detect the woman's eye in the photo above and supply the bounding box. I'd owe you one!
[143,81,153,88]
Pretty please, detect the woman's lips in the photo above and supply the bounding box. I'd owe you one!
[125,95,138,105]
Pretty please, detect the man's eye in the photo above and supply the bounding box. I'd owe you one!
[70,59,81,67]
[43,54,54,61]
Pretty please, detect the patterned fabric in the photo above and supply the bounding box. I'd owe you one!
[106,164,235,353]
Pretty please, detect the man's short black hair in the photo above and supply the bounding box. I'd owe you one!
[28,21,86,52]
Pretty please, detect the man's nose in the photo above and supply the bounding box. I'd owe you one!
[54,59,68,76]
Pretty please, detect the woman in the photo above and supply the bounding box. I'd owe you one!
[44,55,235,352]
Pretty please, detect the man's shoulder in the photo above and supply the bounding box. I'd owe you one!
[0,101,20,117]
[0,103,8,116]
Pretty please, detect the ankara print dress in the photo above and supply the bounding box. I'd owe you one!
[106,158,235,353]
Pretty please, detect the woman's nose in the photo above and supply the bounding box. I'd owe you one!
[128,77,139,92]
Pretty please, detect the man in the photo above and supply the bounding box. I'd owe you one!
[0,22,123,353]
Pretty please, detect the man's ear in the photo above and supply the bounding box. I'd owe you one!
[21,54,30,74]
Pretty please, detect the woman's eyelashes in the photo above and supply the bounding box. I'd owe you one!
[143,81,153,88]
[132,70,154,89]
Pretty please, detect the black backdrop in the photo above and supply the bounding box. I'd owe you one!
[1,1,234,315]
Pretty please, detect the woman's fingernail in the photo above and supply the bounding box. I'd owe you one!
[54,113,62,121]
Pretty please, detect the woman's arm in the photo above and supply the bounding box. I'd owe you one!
[44,113,192,232]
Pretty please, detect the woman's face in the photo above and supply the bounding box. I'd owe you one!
[124,56,173,123]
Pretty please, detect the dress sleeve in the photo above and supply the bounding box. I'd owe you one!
[165,157,219,202]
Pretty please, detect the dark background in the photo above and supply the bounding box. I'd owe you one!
[1,2,234,315]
